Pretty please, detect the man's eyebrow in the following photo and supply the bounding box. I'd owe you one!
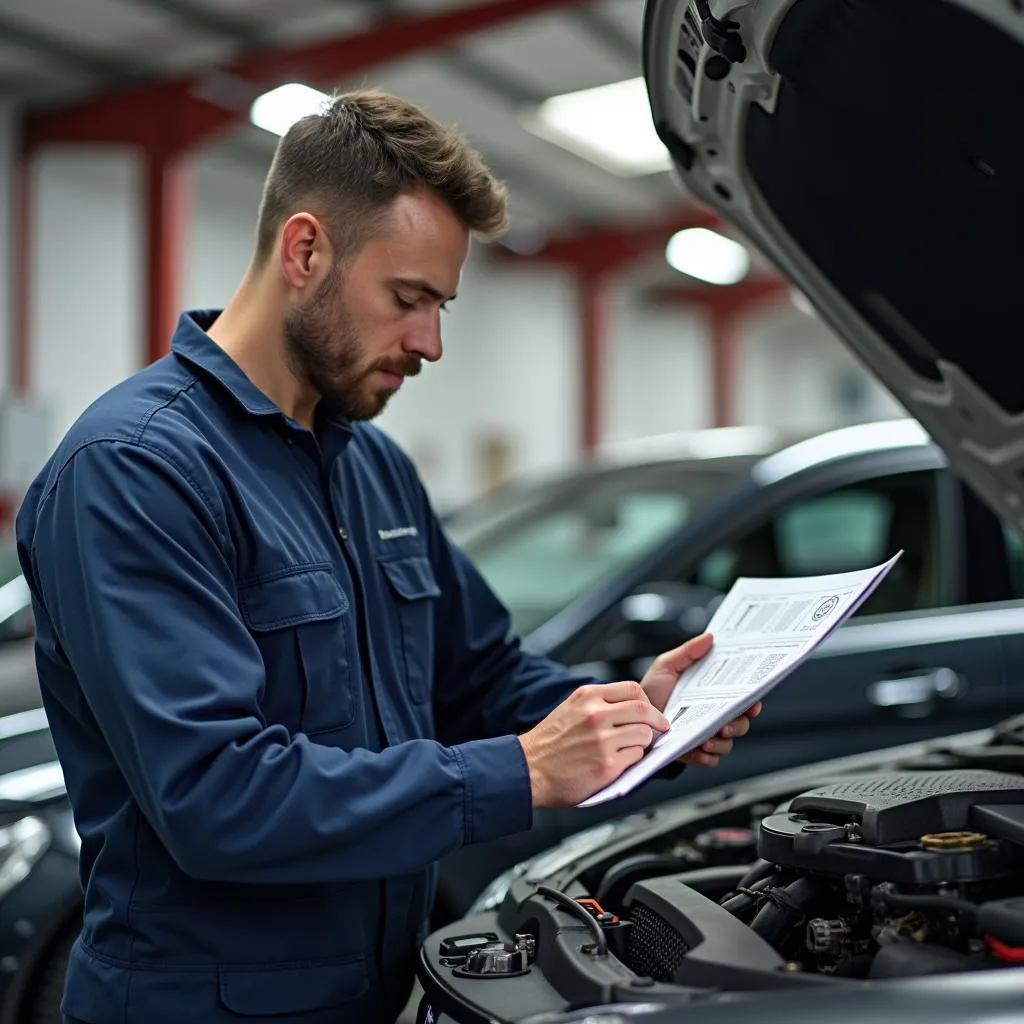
[392,277,458,304]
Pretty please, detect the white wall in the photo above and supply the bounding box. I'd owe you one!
[28,146,143,444]
[737,303,904,431]
[0,121,901,509]
[604,284,710,443]
[0,103,14,398]
[376,256,579,511]
[182,153,265,310]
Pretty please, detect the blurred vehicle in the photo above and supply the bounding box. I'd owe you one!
[414,0,1024,1019]
[0,550,42,720]
[437,416,1024,918]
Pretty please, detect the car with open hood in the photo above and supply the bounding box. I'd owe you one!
[412,0,1024,1020]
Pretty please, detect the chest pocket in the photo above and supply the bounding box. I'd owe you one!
[238,565,354,736]
[379,555,441,704]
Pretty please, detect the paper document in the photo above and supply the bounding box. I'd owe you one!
[578,551,903,808]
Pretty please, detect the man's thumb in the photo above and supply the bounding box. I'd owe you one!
[664,631,714,670]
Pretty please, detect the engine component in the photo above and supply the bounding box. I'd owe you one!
[758,770,1024,883]
[594,852,703,910]
[439,929,536,979]
[438,932,501,968]
[920,831,987,850]
[806,918,853,955]
[868,942,984,979]
[749,877,818,948]
[621,875,838,989]
[693,825,758,864]
[977,898,1024,949]
[452,940,532,979]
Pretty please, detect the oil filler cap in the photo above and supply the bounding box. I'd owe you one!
[438,933,499,967]
[452,941,531,979]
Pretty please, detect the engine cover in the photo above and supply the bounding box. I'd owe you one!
[758,770,1024,884]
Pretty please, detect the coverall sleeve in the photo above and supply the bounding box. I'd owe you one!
[25,439,534,884]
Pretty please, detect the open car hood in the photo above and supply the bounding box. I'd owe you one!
[644,0,1024,530]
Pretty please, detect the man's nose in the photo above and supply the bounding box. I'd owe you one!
[403,318,443,363]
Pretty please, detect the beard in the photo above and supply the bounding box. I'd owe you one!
[283,263,421,421]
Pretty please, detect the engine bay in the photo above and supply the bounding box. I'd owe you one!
[419,769,1024,1022]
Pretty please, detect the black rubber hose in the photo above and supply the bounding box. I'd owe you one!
[736,859,777,891]
[720,874,784,918]
[872,891,979,919]
[536,886,608,957]
[749,877,820,948]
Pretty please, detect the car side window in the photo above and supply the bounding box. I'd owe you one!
[690,470,942,617]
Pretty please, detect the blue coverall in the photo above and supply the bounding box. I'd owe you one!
[17,311,606,1023]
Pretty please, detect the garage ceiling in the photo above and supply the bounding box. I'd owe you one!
[0,0,696,235]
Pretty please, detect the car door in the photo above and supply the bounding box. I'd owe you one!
[655,465,1015,790]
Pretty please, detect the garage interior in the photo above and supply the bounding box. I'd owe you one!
[0,1,1018,1023]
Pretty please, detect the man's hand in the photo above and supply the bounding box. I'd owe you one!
[640,632,762,769]
[518,682,669,808]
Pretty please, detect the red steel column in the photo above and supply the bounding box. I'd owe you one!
[11,149,33,396]
[709,309,740,428]
[579,271,608,452]
[644,277,789,430]
[145,150,190,363]
[494,210,724,454]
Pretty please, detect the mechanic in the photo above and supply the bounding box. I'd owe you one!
[15,90,760,1024]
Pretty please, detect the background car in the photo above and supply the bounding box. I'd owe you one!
[437,416,1024,917]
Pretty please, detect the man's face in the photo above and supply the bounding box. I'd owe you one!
[284,189,469,421]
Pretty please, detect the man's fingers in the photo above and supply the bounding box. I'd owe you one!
[718,716,750,739]
[714,702,763,738]
[614,724,657,752]
[607,699,670,733]
[702,737,734,756]
[654,632,714,675]
[599,680,650,705]
[683,750,720,768]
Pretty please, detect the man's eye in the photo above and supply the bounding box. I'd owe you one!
[394,295,415,312]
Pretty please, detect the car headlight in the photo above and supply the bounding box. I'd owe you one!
[0,816,50,900]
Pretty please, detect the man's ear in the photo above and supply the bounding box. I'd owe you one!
[279,213,330,290]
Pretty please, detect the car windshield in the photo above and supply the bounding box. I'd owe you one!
[446,460,746,636]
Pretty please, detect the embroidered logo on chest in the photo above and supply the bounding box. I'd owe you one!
[377,526,419,541]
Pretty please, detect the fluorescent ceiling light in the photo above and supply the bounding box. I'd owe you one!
[251,83,330,137]
[526,77,672,177]
[665,227,750,285]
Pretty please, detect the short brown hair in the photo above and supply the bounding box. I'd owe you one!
[254,89,509,262]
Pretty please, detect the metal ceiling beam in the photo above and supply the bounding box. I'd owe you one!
[22,0,593,153]
[499,205,723,274]
[0,13,147,79]
[441,51,547,106]
[126,0,266,44]
[571,6,640,68]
